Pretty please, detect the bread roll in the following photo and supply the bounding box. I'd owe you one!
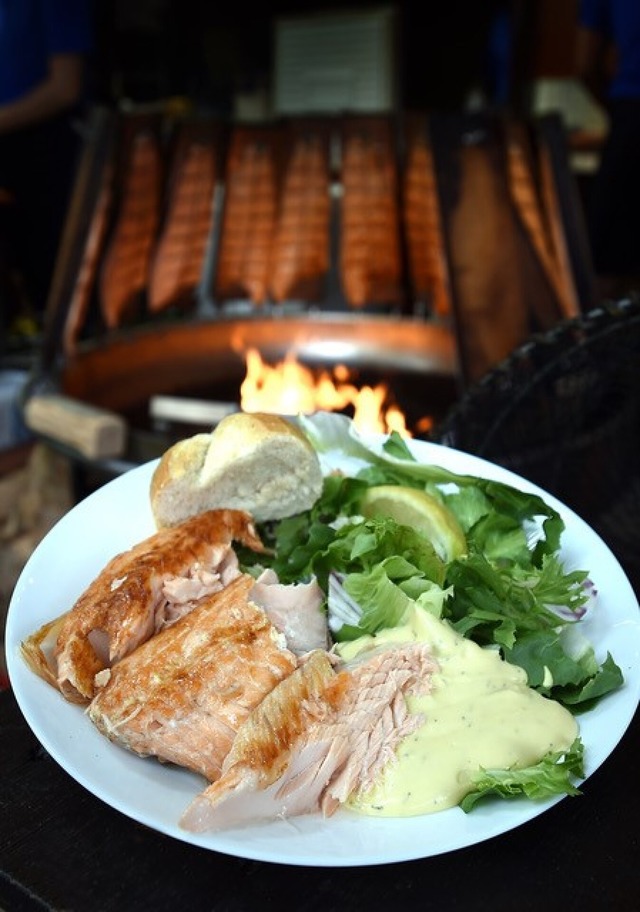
[150,412,324,527]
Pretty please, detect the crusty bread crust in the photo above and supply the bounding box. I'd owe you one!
[150,413,323,527]
[150,433,210,501]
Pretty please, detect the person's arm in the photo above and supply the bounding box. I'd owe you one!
[0,54,85,135]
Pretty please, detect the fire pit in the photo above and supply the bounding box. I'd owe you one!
[55,312,459,471]
[27,110,465,482]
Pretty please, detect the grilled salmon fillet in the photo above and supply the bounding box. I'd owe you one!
[269,132,330,303]
[214,130,278,306]
[180,642,437,832]
[22,509,266,704]
[88,575,297,781]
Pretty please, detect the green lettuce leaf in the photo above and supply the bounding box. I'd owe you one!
[460,737,585,812]
[339,565,449,640]
[552,653,625,712]
[299,411,564,564]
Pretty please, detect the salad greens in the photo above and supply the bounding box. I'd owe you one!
[237,411,624,809]
[244,411,623,711]
[459,737,585,811]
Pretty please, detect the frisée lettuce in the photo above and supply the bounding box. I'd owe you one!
[459,737,585,811]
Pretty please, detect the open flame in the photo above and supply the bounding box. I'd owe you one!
[239,348,423,438]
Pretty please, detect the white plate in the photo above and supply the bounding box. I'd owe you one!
[5,439,640,867]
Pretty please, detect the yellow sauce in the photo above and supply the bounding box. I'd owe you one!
[335,605,579,817]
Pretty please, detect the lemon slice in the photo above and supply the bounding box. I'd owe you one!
[359,485,467,563]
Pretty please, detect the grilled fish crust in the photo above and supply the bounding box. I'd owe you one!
[42,509,266,704]
[88,575,298,781]
[180,642,437,832]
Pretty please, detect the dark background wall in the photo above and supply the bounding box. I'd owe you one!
[90,1,580,116]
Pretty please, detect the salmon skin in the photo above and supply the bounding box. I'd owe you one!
[88,575,297,781]
[21,509,266,704]
[180,642,437,832]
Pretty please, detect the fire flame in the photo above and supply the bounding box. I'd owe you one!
[240,348,417,437]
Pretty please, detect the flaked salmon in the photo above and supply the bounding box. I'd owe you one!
[88,575,297,781]
[180,642,438,832]
[22,509,266,704]
[249,568,329,655]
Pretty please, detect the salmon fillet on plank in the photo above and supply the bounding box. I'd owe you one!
[180,642,438,832]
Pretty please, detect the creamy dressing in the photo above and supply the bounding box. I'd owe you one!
[336,605,578,817]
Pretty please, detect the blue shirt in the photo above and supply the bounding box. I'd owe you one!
[580,0,640,98]
[0,0,93,105]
